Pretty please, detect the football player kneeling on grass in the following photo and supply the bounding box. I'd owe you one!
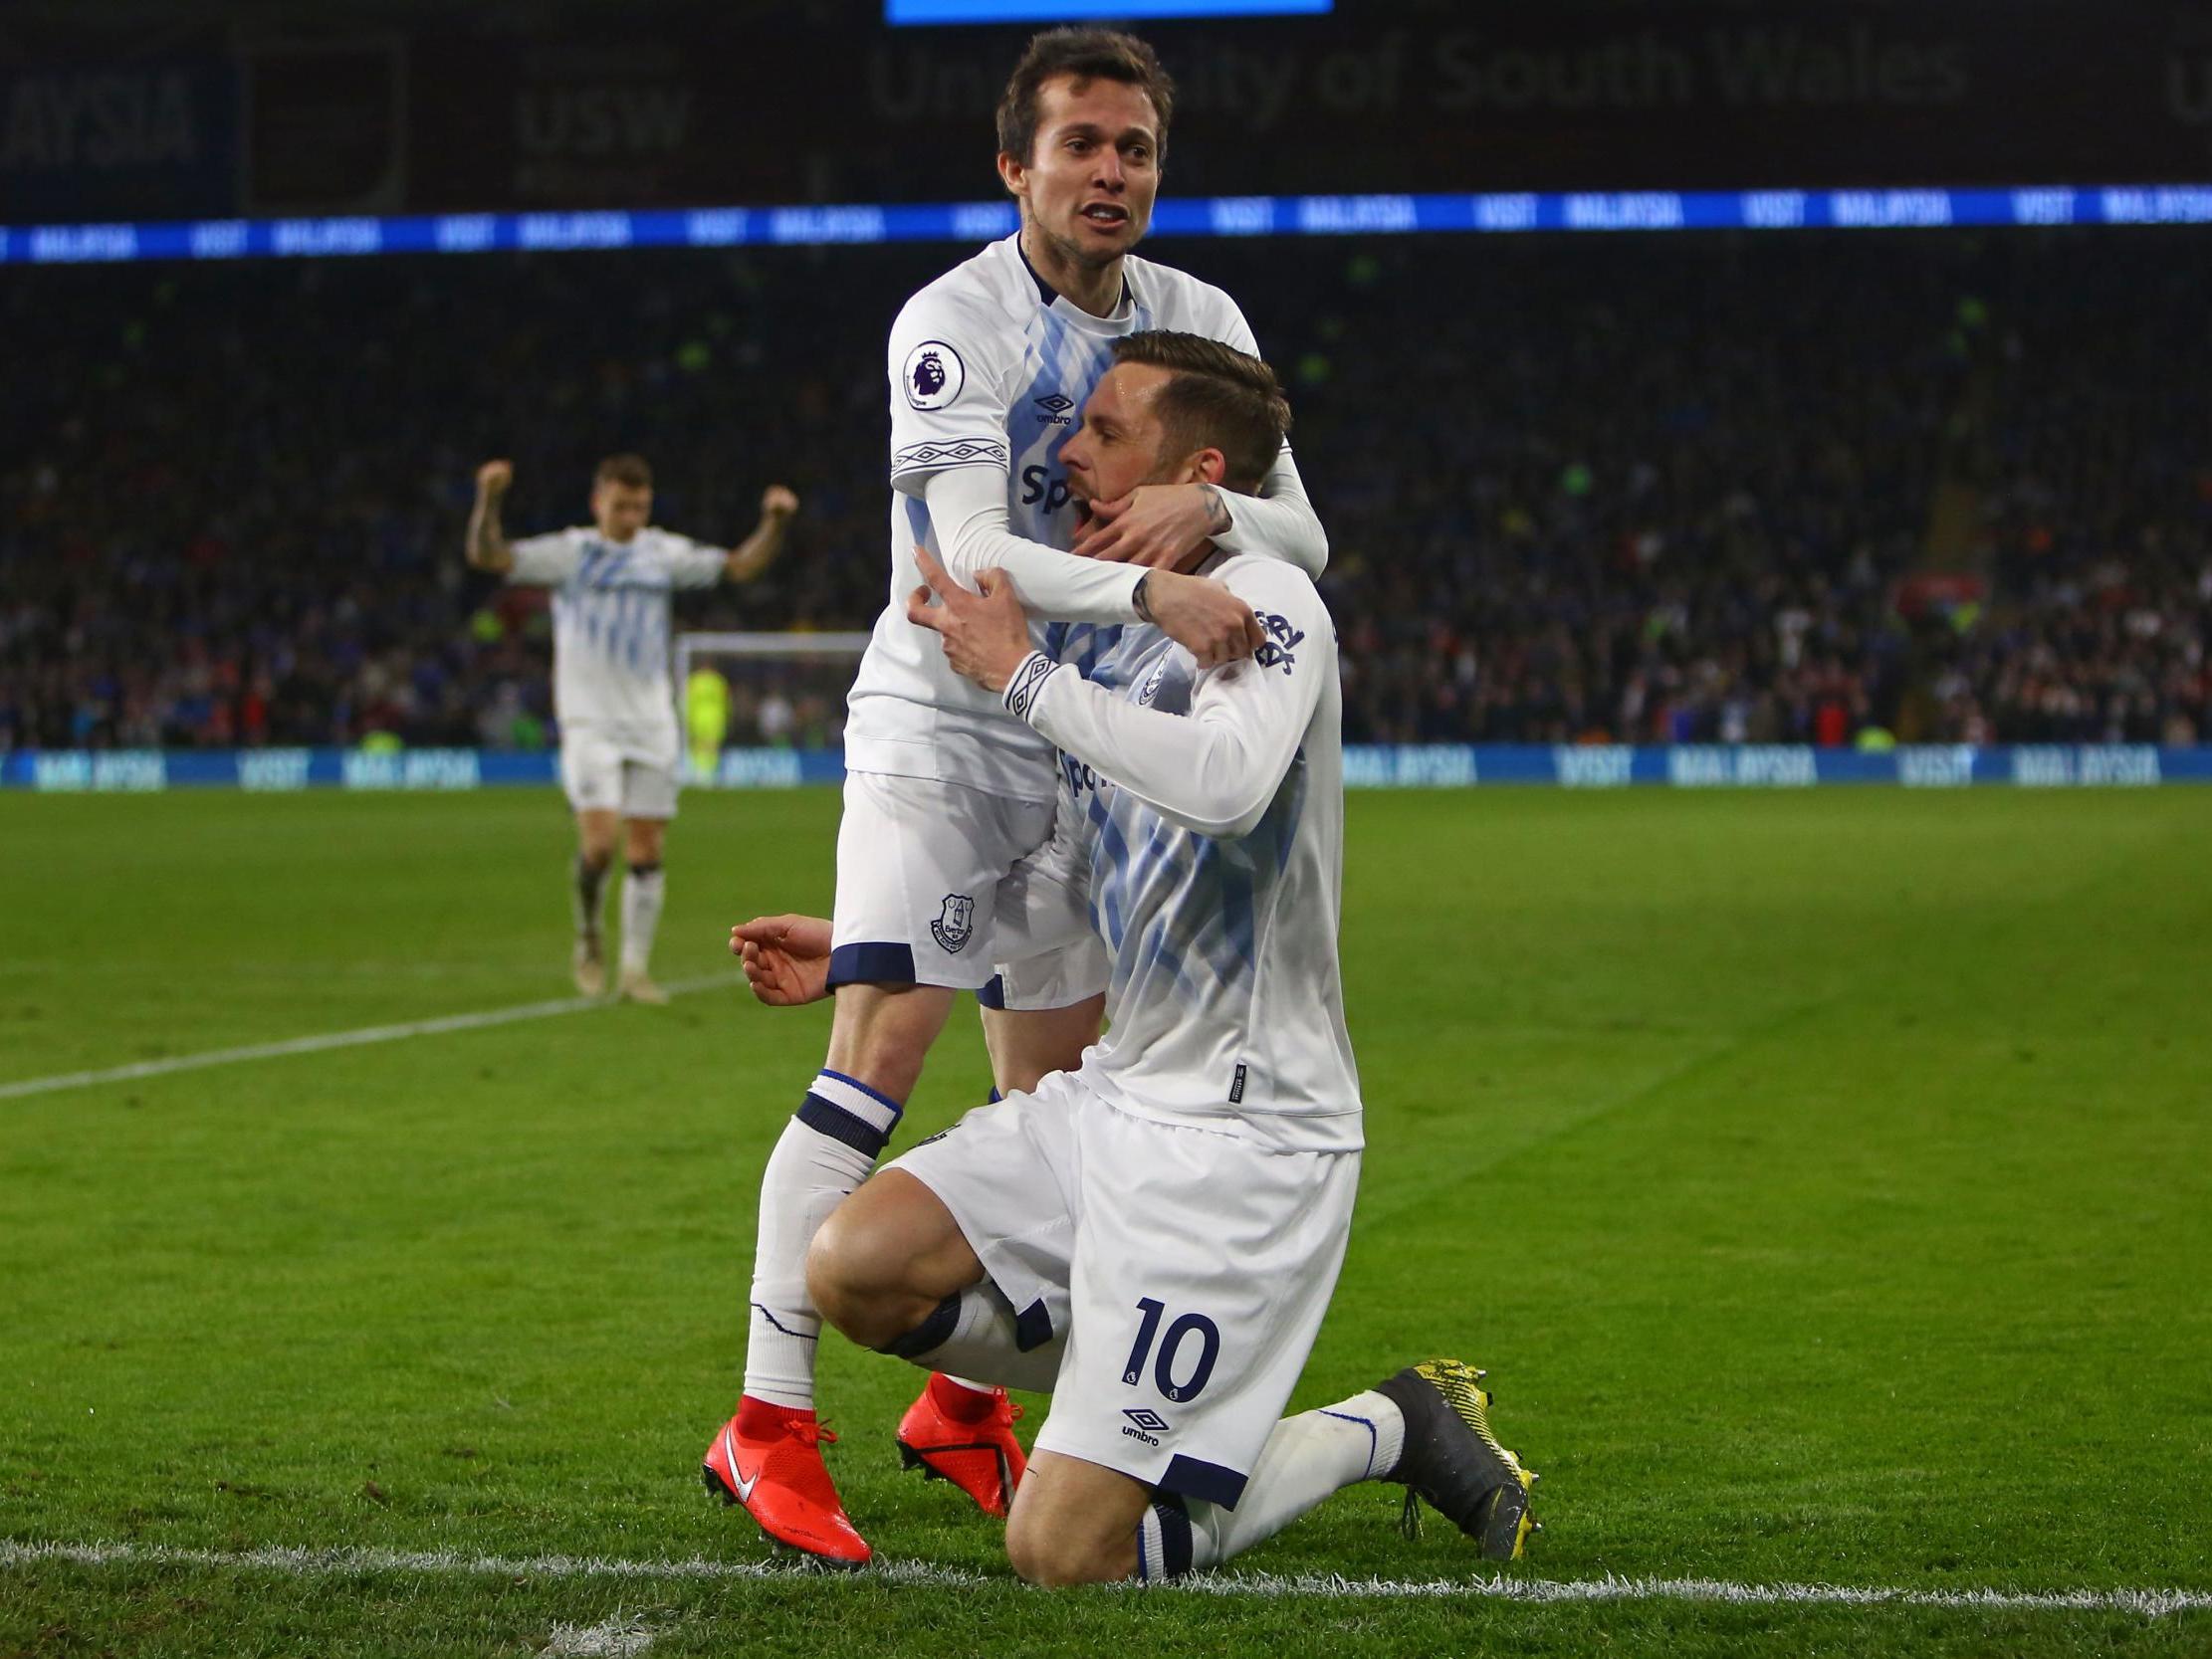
[730,334,1539,1582]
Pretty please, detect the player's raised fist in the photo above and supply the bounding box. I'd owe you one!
[476,459,514,496]
[761,484,800,518]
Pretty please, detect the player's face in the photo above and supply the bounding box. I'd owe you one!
[1062,363,1184,504]
[590,482,651,542]
[999,75,1160,269]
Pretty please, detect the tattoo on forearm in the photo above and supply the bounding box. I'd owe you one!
[1201,485,1233,537]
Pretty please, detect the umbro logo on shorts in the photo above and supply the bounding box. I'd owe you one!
[1122,1407,1171,1448]
[930,893,976,953]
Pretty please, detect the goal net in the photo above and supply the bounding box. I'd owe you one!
[674,630,872,787]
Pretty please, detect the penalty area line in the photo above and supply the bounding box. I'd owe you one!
[0,972,747,1103]
[2,1541,2206,1617]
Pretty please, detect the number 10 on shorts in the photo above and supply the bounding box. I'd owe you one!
[1122,1298,1221,1403]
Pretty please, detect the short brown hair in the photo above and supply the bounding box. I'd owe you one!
[593,453,652,491]
[1112,331,1290,494]
[996,29,1175,165]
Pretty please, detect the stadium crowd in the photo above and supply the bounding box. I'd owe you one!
[3,231,2206,751]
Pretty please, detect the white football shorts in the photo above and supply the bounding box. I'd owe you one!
[888,1069,1360,1509]
[981,787,1111,1012]
[832,769,1084,996]
[982,933,1111,1014]
[560,725,680,819]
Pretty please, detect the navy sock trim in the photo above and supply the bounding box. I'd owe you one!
[796,1094,889,1157]
[625,861,662,878]
[1149,1493,1194,1579]
[878,1293,962,1359]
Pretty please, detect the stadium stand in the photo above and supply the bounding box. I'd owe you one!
[2,231,2206,752]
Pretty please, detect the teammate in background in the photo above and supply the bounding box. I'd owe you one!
[706,30,1331,1567]
[466,455,798,1002]
[736,334,1539,1584]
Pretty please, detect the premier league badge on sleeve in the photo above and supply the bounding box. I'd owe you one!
[903,340,967,411]
[930,893,976,954]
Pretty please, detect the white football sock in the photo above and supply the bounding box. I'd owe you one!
[1136,1390,1405,1579]
[619,864,664,974]
[880,1283,1064,1394]
[572,854,610,940]
[742,1071,904,1410]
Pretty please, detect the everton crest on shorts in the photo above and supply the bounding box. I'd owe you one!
[930,893,976,954]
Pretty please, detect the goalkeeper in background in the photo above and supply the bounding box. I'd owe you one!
[467,454,798,1001]
[687,665,731,780]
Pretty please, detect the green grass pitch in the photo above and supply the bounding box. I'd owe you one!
[2,786,2208,1657]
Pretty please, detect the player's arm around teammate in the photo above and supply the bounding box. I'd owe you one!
[1068,430,1326,579]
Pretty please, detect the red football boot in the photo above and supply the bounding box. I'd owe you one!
[703,1397,871,1568]
[895,1373,1027,1518]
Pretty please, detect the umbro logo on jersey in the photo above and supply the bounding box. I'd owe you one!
[1033,392,1075,426]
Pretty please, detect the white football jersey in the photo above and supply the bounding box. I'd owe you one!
[507,526,724,748]
[845,233,1271,802]
[1000,552,1361,1153]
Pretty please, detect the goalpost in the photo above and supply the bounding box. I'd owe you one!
[674,630,873,786]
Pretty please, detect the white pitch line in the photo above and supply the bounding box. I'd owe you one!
[0,972,746,1103]
[2,1540,2206,1617]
